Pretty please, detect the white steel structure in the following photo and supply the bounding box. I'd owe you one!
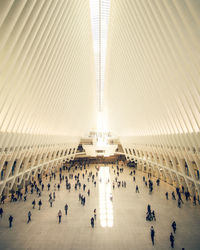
[0,0,200,197]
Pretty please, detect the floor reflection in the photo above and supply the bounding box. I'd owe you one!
[99,167,113,227]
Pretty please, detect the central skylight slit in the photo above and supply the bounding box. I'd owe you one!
[90,0,110,113]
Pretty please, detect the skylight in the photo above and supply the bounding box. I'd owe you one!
[90,0,110,112]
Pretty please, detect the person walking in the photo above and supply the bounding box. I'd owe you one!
[32,199,36,209]
[0,207,3,218]
[9,215,13,228]
[94,209,96,220]
[1,195,5,204]
[136,185,139,193]
[64,204,68,215]
[152,211,156,221]
[178,199,181,208]
[147,204,151,214]
[38,199,42,210]
[58,210,62,223]
[172,221,176,234]
[172,191,176,200]
[27,211,31,223]
[150,226,155,245]
[170,232,175,248]
[193,195,196,205]
[91,217,94,228]
[49,197,53,207]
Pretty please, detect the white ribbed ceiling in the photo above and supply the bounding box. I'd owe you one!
[104,0,200,137]
[0,0,200,142]
[0,0,96,137]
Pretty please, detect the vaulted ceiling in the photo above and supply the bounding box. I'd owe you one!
[0,0,199,143]
[0,0,200,197]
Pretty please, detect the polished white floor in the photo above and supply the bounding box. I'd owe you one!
[0,164,200,250]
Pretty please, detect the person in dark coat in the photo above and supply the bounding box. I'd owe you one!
[9,215,13,228]
[64,204,68,215]
[150,226,155,245]
[91,217,94,228]
[170,232,175,248]
[38,199,42,210]
[0,207,3,218]
[32,199,35,209]
[172,221,176,233]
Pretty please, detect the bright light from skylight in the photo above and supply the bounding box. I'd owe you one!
[90,0,110,112]
[99,167,113,227]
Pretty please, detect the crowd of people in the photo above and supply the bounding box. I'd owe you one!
[0,160,199,249]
